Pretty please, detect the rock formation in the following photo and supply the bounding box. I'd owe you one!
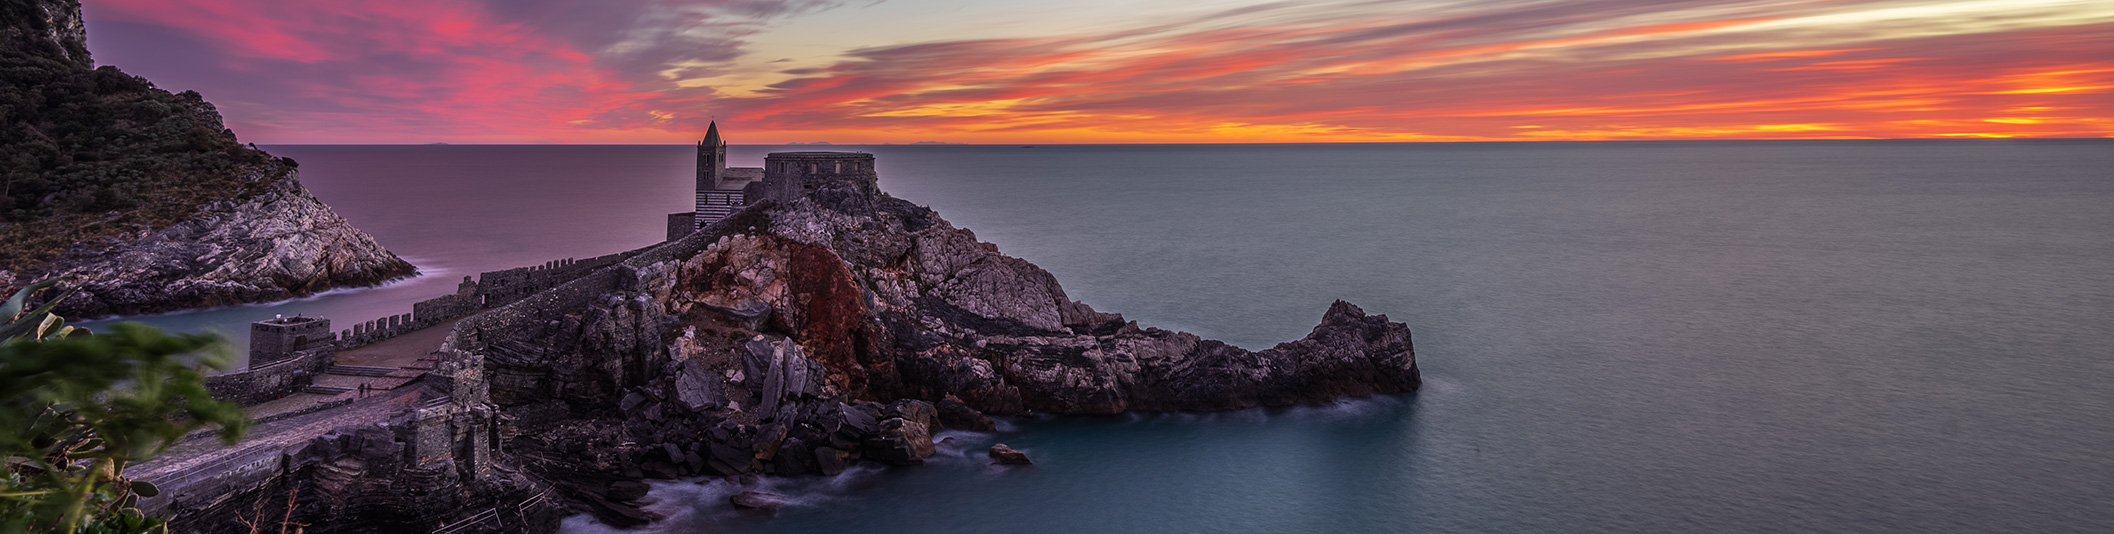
[0,0,415,317]
[475,176,1420,526]
[989,443,1032,465]
[34,172,416,317]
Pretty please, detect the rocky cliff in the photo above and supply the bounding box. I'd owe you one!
[0,0,415,317]
[465,179,1419,526]
[35,169,417,317]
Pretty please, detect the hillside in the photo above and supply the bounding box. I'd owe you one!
[0,0,416,316]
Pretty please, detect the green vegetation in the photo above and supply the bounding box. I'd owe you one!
[0,280,250,533]
[1,0,291,273]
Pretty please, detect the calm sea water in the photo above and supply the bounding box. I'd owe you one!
[105,141,2114,533]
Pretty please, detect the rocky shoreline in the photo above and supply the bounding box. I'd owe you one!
[30,170,417,318]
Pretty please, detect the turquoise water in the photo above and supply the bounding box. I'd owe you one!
[105,141,2114,532]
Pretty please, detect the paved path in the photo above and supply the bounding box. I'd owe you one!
[336,318,461,368]
[129,318,465,506]
[241,318,460,420]
[133,388,424,484]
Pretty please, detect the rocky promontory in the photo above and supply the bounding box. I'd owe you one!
[28,170,416,317]
[468,178,1419,526]
[0,0,415,317]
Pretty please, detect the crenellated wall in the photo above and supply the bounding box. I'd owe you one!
[200,252,642,407]
[204,347,335,405]
[336,251,638,349]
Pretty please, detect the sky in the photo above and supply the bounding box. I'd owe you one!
[81,0,2114,144]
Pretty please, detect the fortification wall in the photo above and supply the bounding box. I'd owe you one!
[335,251,637,350]
[205,346,334,405]
[443,202,769,408]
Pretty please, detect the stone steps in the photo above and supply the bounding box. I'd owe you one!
[328,365,397,377]
[303,385,353,395]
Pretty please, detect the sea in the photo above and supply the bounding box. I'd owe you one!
[91,140,2114,533]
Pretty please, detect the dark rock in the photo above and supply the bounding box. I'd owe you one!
[753,423,788,462]
[837,403,878,436]
[989,443,1031,465]
[729,490,789,511]
[775,437,815,476]
[888,399,937,429]
[813,446,849,476]
[640,458,680,480]
[936,395,995,432]
[863,417,934,466]
[607,481,651,501]
[706,442,754,475]
[673,358,724,411]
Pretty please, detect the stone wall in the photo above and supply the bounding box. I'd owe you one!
[760,152,878,204]
[204,346,334,405]
[337,251,639,349]
[665,212,696,242]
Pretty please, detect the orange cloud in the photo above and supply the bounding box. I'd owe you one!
[82,0,2114,143]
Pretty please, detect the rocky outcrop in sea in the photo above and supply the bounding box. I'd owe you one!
[474,180,1420,525]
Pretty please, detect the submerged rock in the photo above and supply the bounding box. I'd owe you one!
[729,490,789,511]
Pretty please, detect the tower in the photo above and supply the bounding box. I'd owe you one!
[671,122,768,240]
[696,121,728,209]
[249,314,331,368]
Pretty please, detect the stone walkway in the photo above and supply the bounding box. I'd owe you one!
[241,318,460,421]
[132,318,464,492]
[133,387,424,484]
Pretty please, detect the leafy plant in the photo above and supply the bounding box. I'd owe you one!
[0,280,250,533]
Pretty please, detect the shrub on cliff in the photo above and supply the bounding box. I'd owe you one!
[0,281,250,533]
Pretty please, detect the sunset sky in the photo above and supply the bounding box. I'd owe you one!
[82,0,2114,144]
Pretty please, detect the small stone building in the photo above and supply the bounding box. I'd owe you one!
[248,314,330,368]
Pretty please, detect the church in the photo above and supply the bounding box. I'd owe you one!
[667,122,881,241]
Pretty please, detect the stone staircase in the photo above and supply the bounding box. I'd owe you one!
[328,365,398,377]
[303,384,353,395]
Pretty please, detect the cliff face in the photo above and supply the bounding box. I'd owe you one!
[41,169,416,317]
[468,180,1418,525]
[0,0,415,316]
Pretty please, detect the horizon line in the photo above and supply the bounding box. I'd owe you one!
[256,137,2114,147]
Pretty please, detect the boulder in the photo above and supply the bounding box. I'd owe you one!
[814,447,849,476]
[775,437,815,476]
[673,358,724,411]
[936,395,995,432]
[753,423,789,462]
[988,443,1031,465]
[888,399,937,429]
[706,442,755,475]
[862,417,935,466]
